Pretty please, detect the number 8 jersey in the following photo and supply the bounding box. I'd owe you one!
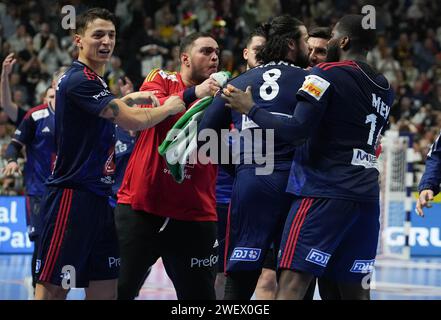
[289,60,395,202]
[200,61,309,171]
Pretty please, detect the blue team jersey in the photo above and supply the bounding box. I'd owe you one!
[216,167,233,204]
[112,125,135,196]
[200,61,309,170]
[13,104,55,196]
[47,60,116,196]
[288,60,394,202]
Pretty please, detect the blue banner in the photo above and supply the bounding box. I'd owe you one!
[0,196,33,254]
[384,200,441,257]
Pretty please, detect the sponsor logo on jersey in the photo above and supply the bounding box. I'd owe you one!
[230,247,261,262]
[351,148,379,170]
[100,176,114,184]
[31,109,50,121]
[41,126,51,133]
[300,75,330,101]
[159,70,178,82]
[103,147,116,175]
[93,89,111,100]
[305,248,331,267]
[14,129,21,136]
[350,259,375,273]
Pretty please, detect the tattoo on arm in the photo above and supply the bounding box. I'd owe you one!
[100,100,120,122]
[124,97,135,107]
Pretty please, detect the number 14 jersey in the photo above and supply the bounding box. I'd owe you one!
[288,60,395,202]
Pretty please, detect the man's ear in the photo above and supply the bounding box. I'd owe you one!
[181,53,190,67]
[341,36,350,50]
[288,39,296,51]
[243,47,249,61]
[74,34,82,49]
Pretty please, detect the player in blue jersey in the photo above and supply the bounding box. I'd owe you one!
[214,25,267,300]
[224,15,394,300]
[2,66,68,292]
[34,8,184,300]
[199,15,310,300]
[416,133,441,217]
[3,86,55,288]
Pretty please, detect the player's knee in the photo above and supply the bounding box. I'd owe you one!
[35,282,68,300]
[338,283,370,300]
[277,270,314,299]
[256,269,277,292]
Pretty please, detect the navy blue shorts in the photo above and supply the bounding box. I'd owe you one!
[36,187,119,288]
[225,168,292,272]
[278,197,380,283]
[25,195,43,241]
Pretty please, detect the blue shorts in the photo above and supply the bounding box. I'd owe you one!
[225,168,292,272]
[25,195,43,241]
[278,197,379,282]
[36,187,119,288]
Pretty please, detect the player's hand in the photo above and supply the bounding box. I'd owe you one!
[126,91,160,107]
[415,189,434,217]
[222,85,254,114]
[2,161,22,177]
[118,76,134,96]
[162,95,185,115]
[195,78,221,98]
[1,53,16,77]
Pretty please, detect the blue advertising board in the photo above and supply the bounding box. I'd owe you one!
[383,195,441,257]
[0,196,33,254]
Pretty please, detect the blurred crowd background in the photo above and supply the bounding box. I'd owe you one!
[0,0,441,195]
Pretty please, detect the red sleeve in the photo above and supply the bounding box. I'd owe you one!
[139,69,186,107]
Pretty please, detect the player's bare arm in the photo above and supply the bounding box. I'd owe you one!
[99,93,185,131]
[0,53,19,122]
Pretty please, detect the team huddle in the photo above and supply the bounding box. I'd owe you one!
[1,8,395,300]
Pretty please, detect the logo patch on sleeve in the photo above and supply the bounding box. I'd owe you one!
[300,75,330,101]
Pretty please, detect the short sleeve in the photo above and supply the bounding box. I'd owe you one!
[68,78,116,116]
[13,111,36,145]
[296,66,333,106]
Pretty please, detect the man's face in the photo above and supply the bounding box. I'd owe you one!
[307,36,328,66]
[326,24,343,62]
[185,37,219,84]
[76,18,116,66]
[243,35,266,69]
[294,25,310,69]
[44,88,56,107]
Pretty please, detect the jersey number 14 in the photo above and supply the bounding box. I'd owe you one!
[365,113,382,146]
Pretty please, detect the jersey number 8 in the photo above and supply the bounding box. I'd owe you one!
[260,69,281,101]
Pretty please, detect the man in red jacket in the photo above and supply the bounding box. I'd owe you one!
[116,32,221,300]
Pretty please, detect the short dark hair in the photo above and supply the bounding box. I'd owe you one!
[336,14,377,51]
[308,27,331,40]
[179,32,214,56]
[245,24,266,47]
[256,15,305,64]
[75,8,117,35]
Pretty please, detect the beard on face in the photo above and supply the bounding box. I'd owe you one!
[326,40,341,62]
[295,50,310,69]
